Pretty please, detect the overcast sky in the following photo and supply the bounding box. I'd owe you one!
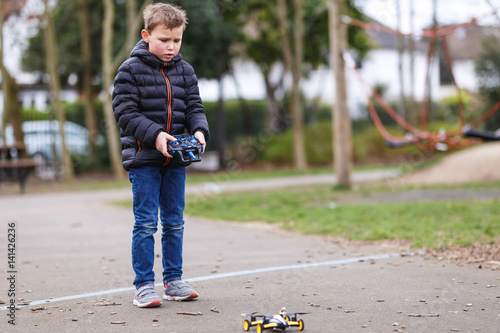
[355,0,500,33]
[4,0,500,81]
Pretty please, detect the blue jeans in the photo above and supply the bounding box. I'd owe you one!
[129,165,186,288]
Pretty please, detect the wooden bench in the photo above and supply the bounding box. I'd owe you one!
[0,143,40,193]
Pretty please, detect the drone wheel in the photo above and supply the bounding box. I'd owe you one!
[256,323,263,333]
[243,320,251,331]
[298,319,304,331]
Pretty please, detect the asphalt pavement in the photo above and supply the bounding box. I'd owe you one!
[0,171,499,332]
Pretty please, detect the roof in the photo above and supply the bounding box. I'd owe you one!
[366,20,500,61]
[444,24,500,60]
[366,29,428,53]
[2,0,26,22]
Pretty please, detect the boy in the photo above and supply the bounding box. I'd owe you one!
[112,3,209,308]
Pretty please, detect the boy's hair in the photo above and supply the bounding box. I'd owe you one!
[143,3,187,32]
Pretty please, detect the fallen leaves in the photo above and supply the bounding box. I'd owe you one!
[430,244,500,270]
[93,300,122,307]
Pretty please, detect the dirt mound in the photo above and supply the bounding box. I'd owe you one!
[403,141,500,185]
[429,244,500,270]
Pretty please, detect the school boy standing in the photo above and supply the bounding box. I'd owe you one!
[112,3,209,308]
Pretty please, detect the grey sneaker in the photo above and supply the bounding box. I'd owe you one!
[133,284,162,308]
[163,280,199,301]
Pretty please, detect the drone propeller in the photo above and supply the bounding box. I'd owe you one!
[283,311,310,316]
[241,312,259,316]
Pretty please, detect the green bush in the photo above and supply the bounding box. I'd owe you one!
[231,120,437,167]
[204,99,268,150]
[235,122,334,166]
[20,98,459,172]
[22,108,49,121]
[437,90,481,124]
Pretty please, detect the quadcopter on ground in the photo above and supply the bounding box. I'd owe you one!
[241,307,307,332]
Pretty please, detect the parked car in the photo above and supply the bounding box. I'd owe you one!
[1,120,90,177]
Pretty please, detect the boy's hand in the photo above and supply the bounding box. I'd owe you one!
[155,132,176,157]
[194,131,206,153]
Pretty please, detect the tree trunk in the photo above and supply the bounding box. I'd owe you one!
[409,0,417,126]
[1,67,23,144]
[427,0,438,125]
[329,0,352,188]
[276,0,307,170]
[101,0,152,179]
[113,0,152,71]
[396,1,406,121]
[43,0,75,182]
[0,0,23,144]
[262,68,280,132]
[0,0,4,142]
[78,0,98,157]
[291,0,307,170]
[102,0,125,179]
[216,75,226,170]
[1,71,23,142]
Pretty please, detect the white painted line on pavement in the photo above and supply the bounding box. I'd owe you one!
[0,251,423,311]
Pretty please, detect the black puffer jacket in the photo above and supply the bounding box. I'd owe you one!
[112,40,209,171]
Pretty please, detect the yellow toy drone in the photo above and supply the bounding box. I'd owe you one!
[241,307,307,332]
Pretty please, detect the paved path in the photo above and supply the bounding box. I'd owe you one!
[0,171,499,332]
[186,169,400,195]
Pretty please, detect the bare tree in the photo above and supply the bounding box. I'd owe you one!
[102,0,123,179]
[78,0,98,157]
[1,0,23,144]
[0,64,23,144]
[396,1,406,120]
[262,65,285,132]
[408,0,417,125]
[101,0,152,179]
[43,0,75,181]
[276,0,307,170]
[329,0,352,188]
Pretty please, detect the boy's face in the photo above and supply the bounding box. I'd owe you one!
[141,25,183,63]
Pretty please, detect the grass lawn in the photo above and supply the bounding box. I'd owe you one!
[34,165,498,251]
[182,184,500,250]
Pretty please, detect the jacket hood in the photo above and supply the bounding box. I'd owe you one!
[130,40,182,68]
